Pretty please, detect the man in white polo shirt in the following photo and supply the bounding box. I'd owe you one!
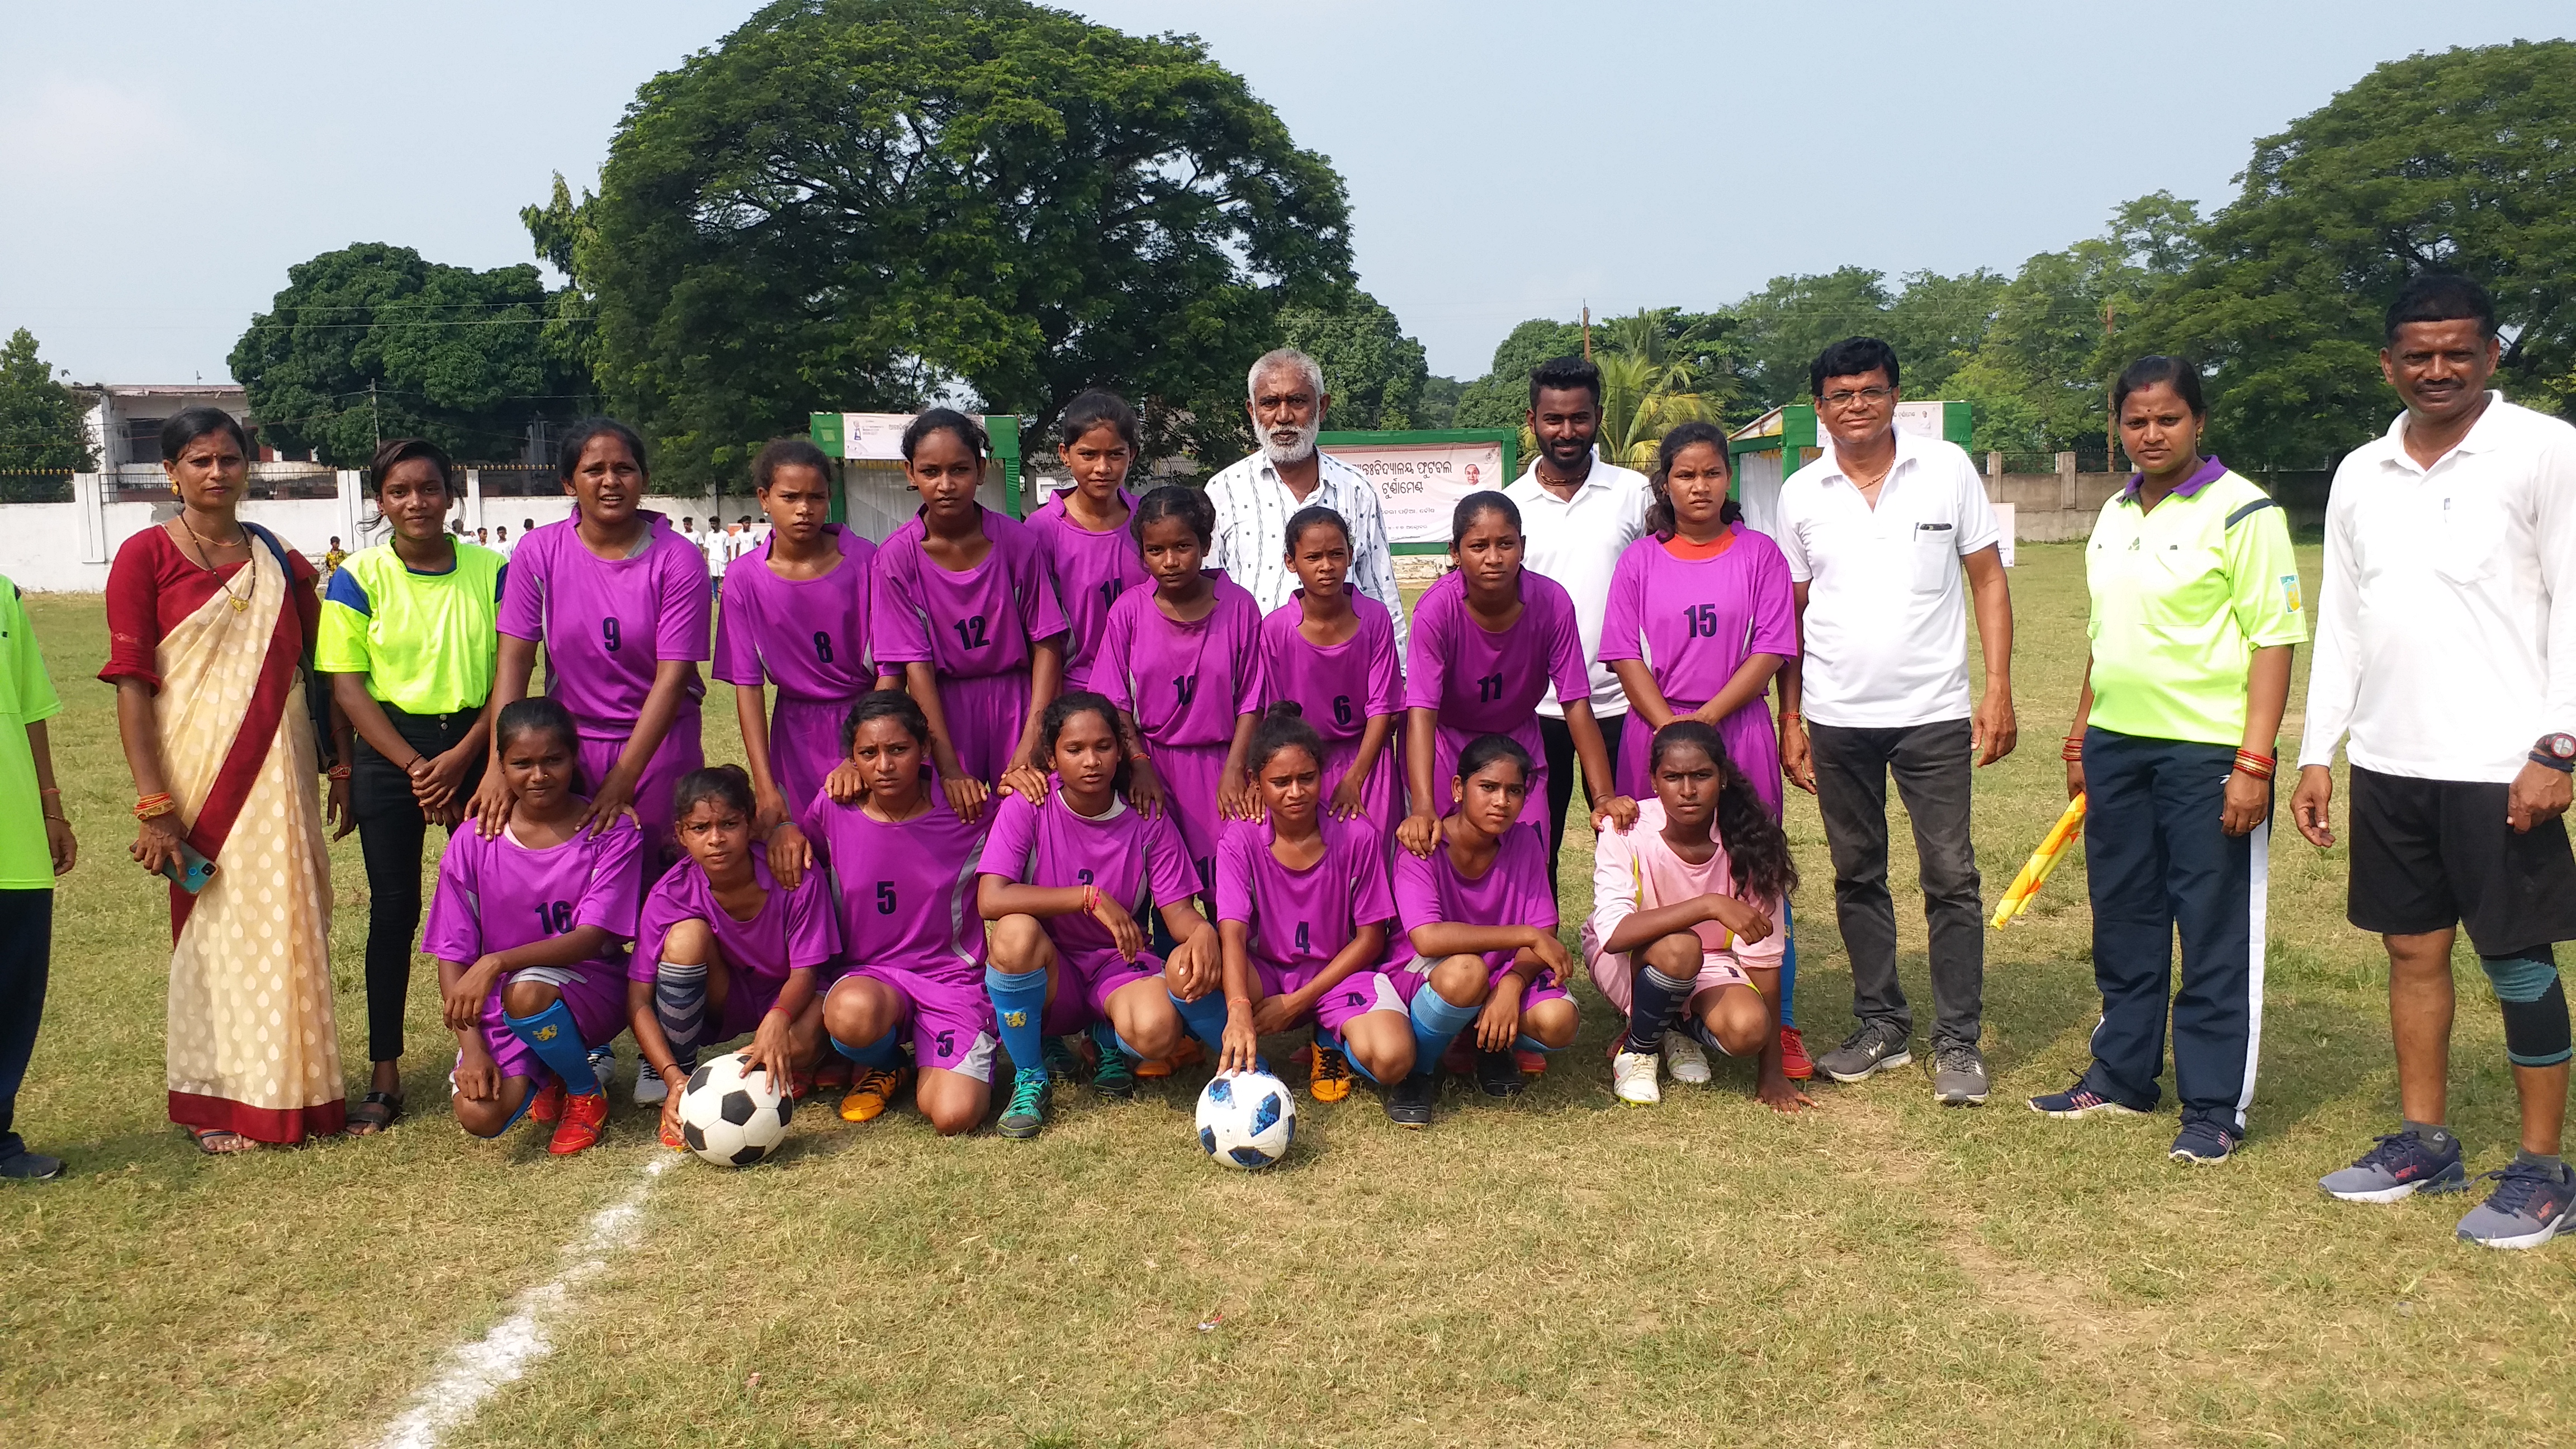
[1777,336,2016,1107]
[2299,274,2576,1251]
[1504,355,1650,891]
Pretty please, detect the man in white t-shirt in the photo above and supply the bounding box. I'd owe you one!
[1503,354,1650,890]
[1776,337,2016,1107]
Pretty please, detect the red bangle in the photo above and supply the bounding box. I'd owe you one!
[2232,750,2275,781]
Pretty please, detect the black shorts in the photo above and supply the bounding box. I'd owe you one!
[2347,766,2576,955]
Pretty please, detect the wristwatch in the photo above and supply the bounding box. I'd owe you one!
[2533,733,2576,773]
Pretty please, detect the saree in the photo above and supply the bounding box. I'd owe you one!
[141,530,345,1141]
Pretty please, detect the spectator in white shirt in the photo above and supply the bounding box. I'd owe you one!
[1775,336,2016,1107]
[1204,348,1408,658]
[1503,354,1651,889]
[2297,274,2576,1247]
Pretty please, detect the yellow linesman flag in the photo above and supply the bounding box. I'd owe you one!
[1991,793,2087,928]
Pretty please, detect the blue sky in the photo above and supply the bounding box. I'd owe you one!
[3,1,2566,385]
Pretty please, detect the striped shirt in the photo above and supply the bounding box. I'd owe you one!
[1202,449,1409,659]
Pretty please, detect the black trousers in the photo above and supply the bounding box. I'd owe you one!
[352,706,486,1064]
[1807,717,1986,1048]
[1537,711,1626,896]
[0,889,53,1161]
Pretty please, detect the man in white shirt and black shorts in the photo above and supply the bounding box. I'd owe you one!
[2300,274,2576,1251]
[1777,337,2017,1108]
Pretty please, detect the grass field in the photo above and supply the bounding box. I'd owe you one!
[5,542,2573,1448]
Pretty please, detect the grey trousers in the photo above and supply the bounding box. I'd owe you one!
[1808,718,1985,1048]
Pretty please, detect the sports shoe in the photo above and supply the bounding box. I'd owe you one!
[1385,1073,1437,1128]
[657,1112,688,1152]
[839,1065,910,1124]
[1778,1026,1813,1082]
[589,1046,617,1091]
[1441,1038,1476,1076]
[635,1058,683,1107]
[1931,1043,1990,1107]
[997,1068,1051,1140]
[1611,1049,1661,1105]
[2319,1131,2469,1202]
[2170,1119,2239,1165]
[2455,1161,2576,1250]
[1305,1041,1355,1102]
[1135,1039,1204,1079]
[546,1091,609,1156]
[2026,1076,2147,1118]
[1092,1043,1137,1100]
[529,1077,567,1125]
[1043,1036,1085,1080]
[784,1067,816,1102]
[0,1148,64,1181]
[1662,1033,1712,1085]
[814,1055,852,1096]
[1474,1048,1526,1098]
[1816,1021,1912,1083]
[1514,1048,1548,1076]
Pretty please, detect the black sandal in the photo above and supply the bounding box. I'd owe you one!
[184,1126,252,1155]
[347,1091,405,1135]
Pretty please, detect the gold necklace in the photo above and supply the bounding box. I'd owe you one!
[179,516,253,612]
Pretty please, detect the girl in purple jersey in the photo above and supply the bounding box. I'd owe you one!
[977,693,1225,1138]
[423,699,643,1156]
[1024,390,1149,683]
[1215,703,1417,1121]
[1259,505,1403,845]
[1388,735,1581,1117]
[1401,491,1636,860]
[869,409,1069,825]
[1090,485,1265,884]
[631,766,841,1151]
[807,692,994,1134]
[476,420,712,890]
[714,438,893,892]
[1600,423,1810,1080]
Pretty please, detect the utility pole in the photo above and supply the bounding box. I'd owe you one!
[2102,300,2118,471]
[369,380,381,449]
[1581,304,1592,360]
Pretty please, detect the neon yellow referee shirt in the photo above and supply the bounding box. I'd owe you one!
[2085,458,2308,747]
[0,579,64,890]
[316,542,506,716]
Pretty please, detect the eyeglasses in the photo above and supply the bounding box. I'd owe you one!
[1819,387,1895,409]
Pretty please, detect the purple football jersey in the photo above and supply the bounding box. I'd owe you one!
[1258,593,1403,745]
[1086,571,1265,747]
[631,842,842,988]
[497,513,712,735]
[1403,570,1589,733]
[1598,531,1798,815]
[422,813,644,967]
[712,525,879,701]
[976,787,1201,956]
[1391,824,1558,967]
[798,793,988,984]
[1025,490,1147,679]
[869,508,1069,680]
[1214,815,1396,977]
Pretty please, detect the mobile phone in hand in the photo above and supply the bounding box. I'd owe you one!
[158,839,217,894]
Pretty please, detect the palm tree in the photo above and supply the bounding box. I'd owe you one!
[1587,309,1730,470]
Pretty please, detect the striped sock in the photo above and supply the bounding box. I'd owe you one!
[653,961,708,1071]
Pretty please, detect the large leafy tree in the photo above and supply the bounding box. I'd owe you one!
[561,0,1352,487]
[230,243,578,465]
[2133,40,2576,465]
[1278,287,1428,432]
[0,329,93,500]
[1452,318,1585,432]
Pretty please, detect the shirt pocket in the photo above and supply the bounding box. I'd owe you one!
[2432,493,2505,585]
[2144,542,2229,632]
[1910,521,1957,593]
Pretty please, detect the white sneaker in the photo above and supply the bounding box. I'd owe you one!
[633,1062,673,1106]
[589,1046,617,1092]
[1612,1049,1662,1105]
[1661,1033,1712,1085]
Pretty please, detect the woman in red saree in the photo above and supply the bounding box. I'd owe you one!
[105,408,345,1152]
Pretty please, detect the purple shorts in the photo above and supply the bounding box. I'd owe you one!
[1321,735,1400,856]
[850,965,997,1082]
[936,670,1032,785]
[1254,960,1404,1034]
[769,694,854,820]
[1062,946,1168,1022]
[1432,719,1550,839]
[1149,741,1230,879]
[712,969,790,1040]
[1386,954,1574,1012]
[472,963,628,1083]
[576,707,705,872]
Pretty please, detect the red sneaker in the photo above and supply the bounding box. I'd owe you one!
[1440,1038,1475,1076]
[785,1067,816,1102]
[1513,1049,1547,1077]
[528,1077,566,1125]
[1779,1026,1813,1082]
[547,1091,609,1156]
[814,1057,852,1095]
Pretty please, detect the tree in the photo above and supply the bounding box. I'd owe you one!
[558,0,1352,488]
[1277,287,1429,431]
[1413,375,1461,430]
[2131,41,2576,465]
[230,243,579,465]
[1727,266,1895,413]
[1592,308,1724,469]
[0,329,93,499]
[1452,318,1585,432]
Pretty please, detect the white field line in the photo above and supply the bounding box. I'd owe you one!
[370,1155,675,1449]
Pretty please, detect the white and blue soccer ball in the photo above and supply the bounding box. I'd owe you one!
[678,1052,793,1168]
[1195,1071,1295,1169]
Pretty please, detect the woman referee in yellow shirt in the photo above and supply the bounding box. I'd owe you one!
[317,439,506,1133]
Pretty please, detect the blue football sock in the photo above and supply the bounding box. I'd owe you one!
[1168,988,1230,1052]
[1512,1033,1560,1055]
[831,1025,901,1068]
[503,998,604,1099]
[1777,903,1800,1030]
[986,967,1052,1079]
[1405,985,1481,1079]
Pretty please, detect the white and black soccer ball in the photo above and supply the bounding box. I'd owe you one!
[678,1052,793,1168]
[1195,1070,1295,1169]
